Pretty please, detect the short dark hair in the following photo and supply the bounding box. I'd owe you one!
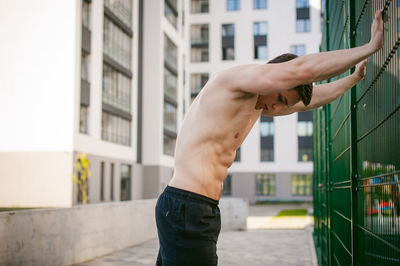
[267,53,313,106]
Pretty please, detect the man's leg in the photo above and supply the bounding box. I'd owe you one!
[156,248,162,266]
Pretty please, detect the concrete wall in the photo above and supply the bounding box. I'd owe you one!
[0,200,158,266]
[0,197,247,265]
[219,197,248,231]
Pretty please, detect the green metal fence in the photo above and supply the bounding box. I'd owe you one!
[313,0,400,265]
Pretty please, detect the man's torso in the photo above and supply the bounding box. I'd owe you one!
[169,75,262,200]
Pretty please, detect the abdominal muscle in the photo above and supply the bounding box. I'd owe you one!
[169,141,236,200]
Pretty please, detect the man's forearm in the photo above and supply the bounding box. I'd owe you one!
[307,73,361,109]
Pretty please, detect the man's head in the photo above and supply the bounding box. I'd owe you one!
[267,53,313,106]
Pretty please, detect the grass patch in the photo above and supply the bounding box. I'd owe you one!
[275,209,307,217]
[255,200,312,205]
[0,208,36,212]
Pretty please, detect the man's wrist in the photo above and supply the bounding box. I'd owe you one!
[350,72,363,83]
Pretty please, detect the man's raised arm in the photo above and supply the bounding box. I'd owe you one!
[221,9,383,96]
[262,60,368,116]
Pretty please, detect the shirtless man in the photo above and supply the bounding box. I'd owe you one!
[156,9,384,266]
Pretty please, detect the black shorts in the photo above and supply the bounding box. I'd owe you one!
[155,186,221,266]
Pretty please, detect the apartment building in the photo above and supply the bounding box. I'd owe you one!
[0,0,319,207]
[0,0,186,207]
[187,0,321,203]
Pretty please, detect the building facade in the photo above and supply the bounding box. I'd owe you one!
[187,0,321,203]
[0,0,187,207]
[0,0,319,207]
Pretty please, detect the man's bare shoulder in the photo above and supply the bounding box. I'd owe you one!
[201,70,258,105]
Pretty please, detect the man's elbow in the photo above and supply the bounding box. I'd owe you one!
[297,65,316,84]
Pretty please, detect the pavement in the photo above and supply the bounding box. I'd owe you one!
[77,203,316,266]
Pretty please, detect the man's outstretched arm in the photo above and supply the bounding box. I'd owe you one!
[263,60,368,116]
[220,9,383,96]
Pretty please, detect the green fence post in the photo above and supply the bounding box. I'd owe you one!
[349,0,359,265]
[324,1,332,265]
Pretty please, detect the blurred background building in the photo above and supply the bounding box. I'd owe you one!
[0,0,320,207]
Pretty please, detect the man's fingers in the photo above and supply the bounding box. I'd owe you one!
[376,8,383,19]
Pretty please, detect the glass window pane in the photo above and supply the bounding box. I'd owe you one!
[297,122,307,136]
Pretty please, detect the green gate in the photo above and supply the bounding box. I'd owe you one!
[313,0,400,265]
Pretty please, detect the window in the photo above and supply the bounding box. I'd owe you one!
[81,53,90,81]
[191,24,209,62]
[253,0,267,9]
[297,121,313,136]
[190,73,209,101]
[164,35,178,73]
[296,0,309,8]
[291,174,312,196]
[223,174,232,195]
[163,134,176,156]
[260,116,274,161]
[82,0,90,29]
[234,147,241,162]
[222,24,235,60]
[100,162,105,201]
[256,174,275,196]
[290,45,306,56]
[102,112,131,146]
[164,35,178,156]
[164,102,177,133]
[110,163,114,201]
[104,0,133,27]
[165,0,178,28]
[296,0,310,32]
[398,19,400,32]
[164,67,178,100]
[102,64,131,113]
[253,22,268,59]
[298,111,313,162]
[191,0,209,13]
[102,9,132,147]
[79,106,89,134]
[296,19,311,32]
[227,0,240,11]
[120,164,132,201]
[103,16,132,70]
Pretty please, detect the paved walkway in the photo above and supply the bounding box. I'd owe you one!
[77,204,315,266]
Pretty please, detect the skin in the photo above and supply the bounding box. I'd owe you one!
[169,9,384,200]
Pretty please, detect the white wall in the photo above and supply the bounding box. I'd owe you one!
[0,0,77,152]
[0,152,73,207]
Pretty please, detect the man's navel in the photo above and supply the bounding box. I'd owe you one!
[234,132,239,139]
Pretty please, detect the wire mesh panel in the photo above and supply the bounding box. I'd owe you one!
[354,0,400,265]
[314,0,400,265]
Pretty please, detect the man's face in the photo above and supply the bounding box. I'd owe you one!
[255,89,301,112]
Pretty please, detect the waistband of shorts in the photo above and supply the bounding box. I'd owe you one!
[163,186,219,206]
